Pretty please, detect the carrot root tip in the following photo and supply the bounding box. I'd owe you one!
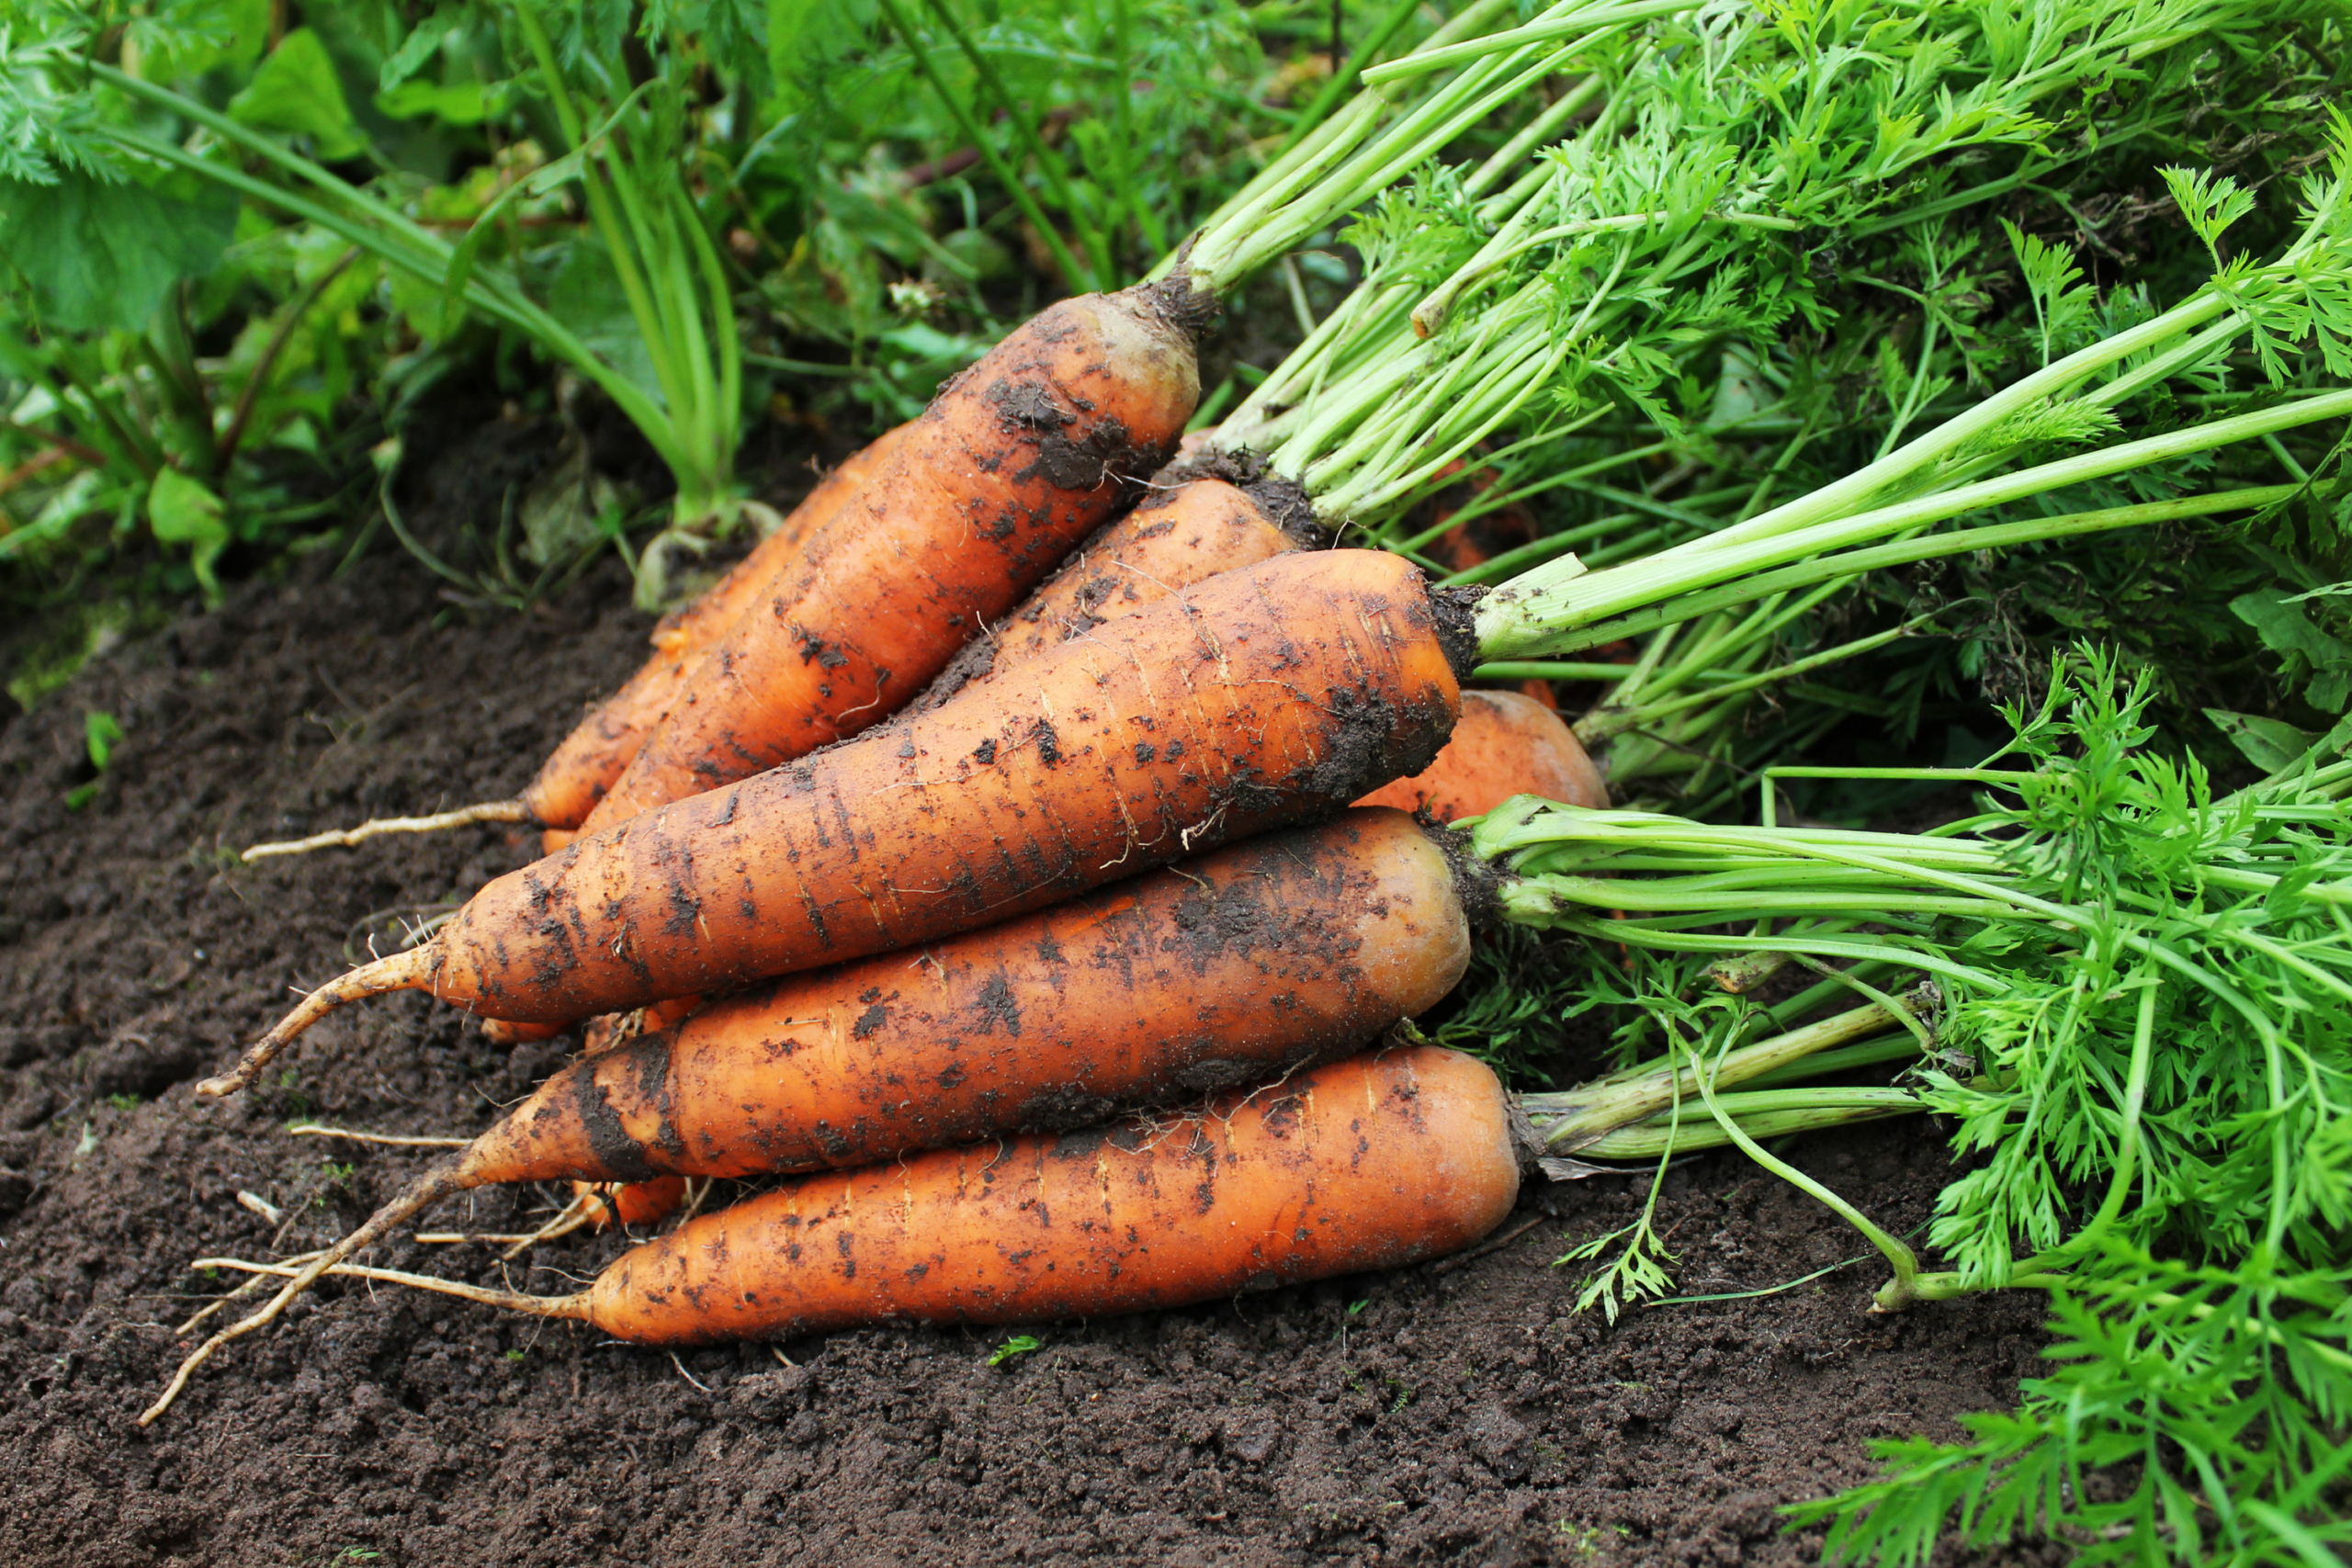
[141,1162,471,1426]
[200,945,440,1098]
[239,799,532,863]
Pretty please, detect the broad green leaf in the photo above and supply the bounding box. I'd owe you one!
[544,231,662,402]
[2203,709,2321,773]
[148,467,231,598]
[229,28,365,161]
[0,171,236,332]
[2230,588,2352,712]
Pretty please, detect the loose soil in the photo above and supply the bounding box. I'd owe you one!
[0,424,2056,1568]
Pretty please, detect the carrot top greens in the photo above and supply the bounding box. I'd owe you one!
[1466,649,2352,1562]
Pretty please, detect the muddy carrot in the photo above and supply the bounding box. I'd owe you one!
[1356,689,1607,822]
[209,548,1469,1093]
[469,808,1470,1184]
[575,280,1206,834]
[200,1046,1522,1348]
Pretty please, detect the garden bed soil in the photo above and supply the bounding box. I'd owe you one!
[0,426,2055,1567]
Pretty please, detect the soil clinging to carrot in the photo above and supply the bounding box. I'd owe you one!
[0,431,2052,1566]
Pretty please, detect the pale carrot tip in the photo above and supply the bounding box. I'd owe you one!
[201,944,440,1097]
[239,798,531,862]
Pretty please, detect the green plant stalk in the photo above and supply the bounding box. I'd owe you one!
[1272,0,1427,164]
[85,103,684,480]
[1521,998,1917,1150]
[1363,0,1697,84]
[1475,215,2346,655]
[1187,8,1623,292]
[916,0,1113,288]
[512,1,735,522]
[1162,0,1520,277]
[1574,1091,1925,1158]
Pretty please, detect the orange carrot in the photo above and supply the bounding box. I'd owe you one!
[524,423,916,831]
[454,808,1470,1185]
[1356,689,1609,821]
[576,281,1206,834]
[209,548,1468,1093]
[572,1175,688,1231]
[216,1046,1521,1347]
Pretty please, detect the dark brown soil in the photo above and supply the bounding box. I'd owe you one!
[0,435,2057,1567]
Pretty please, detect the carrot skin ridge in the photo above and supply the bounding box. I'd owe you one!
[587,1045,1519,1345]
[459,808,1470,1186]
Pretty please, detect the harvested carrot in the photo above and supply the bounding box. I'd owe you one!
[240,427,910,863]
[916,476,1306,710]
[458,808,1471,1184]
[576,281,1207,834]
[524,423,915,832]
[210,1046,1521,1348]
[1356,689,1608,821]
[209,548,1467,1092]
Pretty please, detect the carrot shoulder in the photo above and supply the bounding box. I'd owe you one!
[586,1044,1520,1344]
[578,283,1204,834]
[461,807,1473,1184]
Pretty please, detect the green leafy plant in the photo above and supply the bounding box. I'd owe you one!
[1479,646,2352,1562]
[988,1333,1042,1367]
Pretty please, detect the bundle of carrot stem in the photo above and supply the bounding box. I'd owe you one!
[151,0,2348,1424]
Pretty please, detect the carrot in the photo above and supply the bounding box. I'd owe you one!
[573,1175,688,1231]
[573,280,1207,835]
[206,1046,1521,1348]
[1356,689,1608,822]
[239,426,912,863]
[523,423,917,832]
[460,808,1469,1185]
[208,547,1469,1093]
[914,476,1306,711]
